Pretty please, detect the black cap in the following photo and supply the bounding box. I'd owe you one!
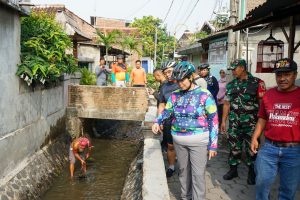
[181,55,188,61]
[198,63,210,70]
[273,58,297,73]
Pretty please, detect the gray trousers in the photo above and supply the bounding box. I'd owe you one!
[174,142,208,200]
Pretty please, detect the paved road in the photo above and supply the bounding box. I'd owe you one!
[165,149,300,200]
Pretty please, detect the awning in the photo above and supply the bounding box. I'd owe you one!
[0,0,30,15]
[177,43,203,55]
[78,42,130,56]
[100,46,130,56]
[230,0,300,31]
[197,31,228,43]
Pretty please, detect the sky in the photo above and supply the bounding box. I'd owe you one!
[31,0,229,38]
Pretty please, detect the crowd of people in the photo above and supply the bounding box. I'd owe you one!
[151,58,300,200]
[72,54,299,200]
[95,54,147,87]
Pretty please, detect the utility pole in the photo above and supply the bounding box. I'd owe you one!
[173,36,176,60]
[227,0,238,67]
[162,44,165,63]
[154,27,158,67]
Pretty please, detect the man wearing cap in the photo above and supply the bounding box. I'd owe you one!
[251,58,300,200]
[199,64,219,103]
[111,54,129,87]
[221,59,266,185]
[69,137,92,178]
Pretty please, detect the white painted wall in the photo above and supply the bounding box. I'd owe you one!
[239,26,300,88]
[0,7,67,184]
[78,44,100,72]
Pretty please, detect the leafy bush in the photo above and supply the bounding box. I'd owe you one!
[80,68,96,85]
[16,12,78,86]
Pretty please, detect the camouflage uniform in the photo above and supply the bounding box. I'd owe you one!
[225,72,265,166]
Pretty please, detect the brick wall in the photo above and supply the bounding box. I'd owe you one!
[68,85,149,121]
[95,17,127,28]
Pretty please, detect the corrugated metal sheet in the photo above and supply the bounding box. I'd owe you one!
[0,0,29,15]
[231,0,300,31]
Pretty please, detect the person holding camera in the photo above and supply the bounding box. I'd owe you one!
[96,57,111,86]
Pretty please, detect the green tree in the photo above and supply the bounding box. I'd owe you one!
[195,31,208,39]
[124,35,141,56]
[130,16,175,66]
[17,11,78,86]
[96,29,121,58]
[118,33,141,56]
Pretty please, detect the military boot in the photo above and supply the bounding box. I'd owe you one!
[247,165,256,185]
[223,165,238,180]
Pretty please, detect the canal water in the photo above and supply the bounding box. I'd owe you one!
[42,138,140,200]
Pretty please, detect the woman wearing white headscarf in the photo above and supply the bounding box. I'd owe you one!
[217,69,227,127]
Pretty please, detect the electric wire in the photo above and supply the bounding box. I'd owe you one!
[210,0,219,20]
[125,0,151,19]
[163,0,175,23]
[182,0,200,28]
[169,0,186,31]
[171,0,194,34]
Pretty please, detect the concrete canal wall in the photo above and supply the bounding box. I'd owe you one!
[0,5,76,198]
[142,130,170,200]
[141,96,170,200]
[0,138,68,200]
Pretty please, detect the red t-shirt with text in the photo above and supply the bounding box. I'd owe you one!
[258,87,300,142]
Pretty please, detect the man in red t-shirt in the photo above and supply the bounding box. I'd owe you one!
[251,58,300,200]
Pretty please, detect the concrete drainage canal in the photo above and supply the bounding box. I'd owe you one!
[43,119,144,200]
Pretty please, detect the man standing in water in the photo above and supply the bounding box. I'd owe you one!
[69,137,92,178]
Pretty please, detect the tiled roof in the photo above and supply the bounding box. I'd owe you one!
[199,21,216,33]
[33,4,96,41]
[197,31,228,43]
[96,27,139,37]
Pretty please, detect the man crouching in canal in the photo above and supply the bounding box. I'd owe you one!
[69,136,92,178]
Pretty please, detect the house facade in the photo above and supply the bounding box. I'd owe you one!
[232,0,300,88]
[239,25,300,88]
[33,5,100,72]
[207,35,228,79]
[177,30,195,49]
[178,0,300,86]
[91,16,141,67]
[177,23,228,80]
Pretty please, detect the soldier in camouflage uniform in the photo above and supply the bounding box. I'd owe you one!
[221,59,266,185]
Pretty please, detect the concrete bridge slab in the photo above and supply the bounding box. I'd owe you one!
[66,85,149,137]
